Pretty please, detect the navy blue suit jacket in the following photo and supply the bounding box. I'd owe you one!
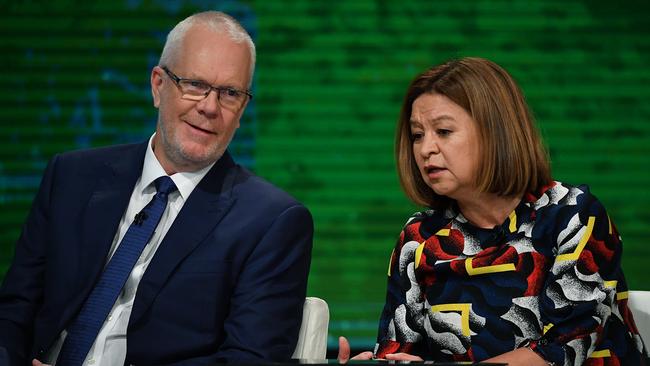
[0,142,313,365]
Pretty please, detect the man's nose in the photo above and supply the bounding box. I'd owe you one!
[196,90,222,117]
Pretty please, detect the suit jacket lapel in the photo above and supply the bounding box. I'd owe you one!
[64,143,147,321]
[129,152,238,325]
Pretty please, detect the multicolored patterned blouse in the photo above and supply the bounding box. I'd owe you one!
[374,181,647,365]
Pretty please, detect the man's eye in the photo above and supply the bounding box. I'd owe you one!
[189,81,207,88]
[223,88,240,98]
[180,80,209,93]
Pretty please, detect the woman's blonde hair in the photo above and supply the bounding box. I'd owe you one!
[396,57,552,208]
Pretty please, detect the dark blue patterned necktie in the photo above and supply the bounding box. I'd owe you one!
[57,176,177,366]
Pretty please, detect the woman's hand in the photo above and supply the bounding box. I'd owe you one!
[385,353,424,361]
[337,336,373,363]
[32,359,50,366]
[484,347,550,365]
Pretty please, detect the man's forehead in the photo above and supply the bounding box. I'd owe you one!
[173,30,251,85]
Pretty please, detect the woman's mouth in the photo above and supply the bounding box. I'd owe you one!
[425,166,446,178]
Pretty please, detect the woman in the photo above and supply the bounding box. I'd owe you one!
[338,57,647,365]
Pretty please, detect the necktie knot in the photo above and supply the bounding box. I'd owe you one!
[155,176,177,197]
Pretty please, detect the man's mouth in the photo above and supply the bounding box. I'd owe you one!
[185,120,215,134]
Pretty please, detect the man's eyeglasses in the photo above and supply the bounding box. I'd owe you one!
[161,66,253,111]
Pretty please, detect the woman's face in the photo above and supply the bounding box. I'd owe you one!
[410,93,480,201]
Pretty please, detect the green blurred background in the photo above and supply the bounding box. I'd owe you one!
[1,0,648,352]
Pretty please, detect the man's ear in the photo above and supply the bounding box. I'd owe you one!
[233,98,251,129]
[151,66,164,108]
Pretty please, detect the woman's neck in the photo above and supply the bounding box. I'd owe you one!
[456,192,521,229]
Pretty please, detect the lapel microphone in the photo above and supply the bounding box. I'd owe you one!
[134,211,148,226]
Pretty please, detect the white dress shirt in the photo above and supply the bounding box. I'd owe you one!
[45,135,215,365]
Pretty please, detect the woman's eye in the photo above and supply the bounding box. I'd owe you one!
[411,132,423,141]
[437,129,451,136]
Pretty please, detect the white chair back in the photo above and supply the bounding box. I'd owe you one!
[628,290,650,344]
[292,297,329,360]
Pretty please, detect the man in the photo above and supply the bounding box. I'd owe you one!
[0,11,313,365]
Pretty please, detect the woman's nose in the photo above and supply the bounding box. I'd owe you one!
[420,136,440,157]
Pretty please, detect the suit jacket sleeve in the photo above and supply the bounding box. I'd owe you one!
[212,203,313,362]
[0,155,58,365]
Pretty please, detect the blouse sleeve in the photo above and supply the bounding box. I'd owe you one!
[374,213,429,359]
[530,185,625,366]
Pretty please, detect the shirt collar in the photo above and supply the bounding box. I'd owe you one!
[138,134,216,201]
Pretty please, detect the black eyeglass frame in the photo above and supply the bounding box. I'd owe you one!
[161,66,253,102]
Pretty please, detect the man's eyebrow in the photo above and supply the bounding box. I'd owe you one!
[182,76,246,90]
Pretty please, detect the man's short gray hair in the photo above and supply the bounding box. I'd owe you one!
[159,11,256,87]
